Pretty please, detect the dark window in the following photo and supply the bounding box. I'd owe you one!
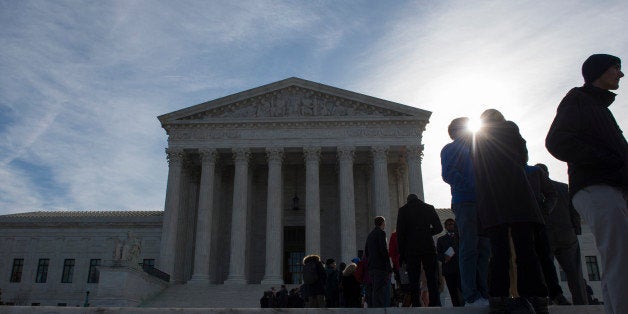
[61,259,75,283]
[142,259,155,268]
[35,259,50,283]
[585,256,601,281]
[10,258,24,282]
[31,303,41,306]
[57,303,67,307]
[87,259,101,283]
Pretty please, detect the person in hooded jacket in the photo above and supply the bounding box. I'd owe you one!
[341,262,362,308]
[472,109,548,314]
[301,254,327,308]
[546,53,627,314]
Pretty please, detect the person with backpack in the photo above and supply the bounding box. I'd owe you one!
[301,254,326,307]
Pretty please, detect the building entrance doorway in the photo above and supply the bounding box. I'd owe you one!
[283,226,305,284]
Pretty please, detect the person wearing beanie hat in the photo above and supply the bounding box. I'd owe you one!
[582,54,622,85]
[546,54,627,314]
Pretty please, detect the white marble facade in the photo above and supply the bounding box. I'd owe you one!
[157,77,431,285]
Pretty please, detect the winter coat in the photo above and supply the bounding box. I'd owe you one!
[525,165,558,220]
[472,120,543,230]
[301,255,327,298]
[364,227,392,273]
[546,180,581,246]
[341,263,362,308]
[441,134,476,203]
[546,85,627,196]
[396,198,443,260]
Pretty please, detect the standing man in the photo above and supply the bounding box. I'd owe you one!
[396,194,443,307]
[437,219,464,307]
[324,259,340,307]
[473,109,548,314]
[440,117,491,307]
[546,54,627,314]
[364,216,392,308]
[535,163,588,305]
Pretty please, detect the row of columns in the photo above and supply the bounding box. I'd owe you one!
[159,145,424,284]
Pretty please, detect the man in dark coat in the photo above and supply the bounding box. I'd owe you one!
[472,109,548,313]
[437,218,464,307]
[364,216,392,308]
[324,258,340,307]
[526,164,570,305]
[536,163,588,305]
[546,54,627,314]
[396,194,443,307]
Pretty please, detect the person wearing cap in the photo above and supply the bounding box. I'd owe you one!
[546,54,627,314]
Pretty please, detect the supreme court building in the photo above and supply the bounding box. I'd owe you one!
[156,77,431,285]
[0,78,604,307]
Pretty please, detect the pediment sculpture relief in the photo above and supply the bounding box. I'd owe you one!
[178,86,408,120]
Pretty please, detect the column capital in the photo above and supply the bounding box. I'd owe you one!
[337,146,355,163]
[232,147,251,163]
[371,145,389,163]
[303,146,321,163]
[405,144,424,163]
[265,147,284,163]
[165,148,184,165]
[199,148,218,164]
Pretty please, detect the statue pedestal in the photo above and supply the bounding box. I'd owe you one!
[91,264,168,307]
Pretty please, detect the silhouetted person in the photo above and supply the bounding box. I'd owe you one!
[437,218,464,307]
[536,163,588,305]
[396,194,443,307]
[341,263,362,308]
[441,117,491,307]
[473,109,548,314]
[325,258,340,307]
[546,53,627,314]
[364,216,392,307]
[301,254,327,307]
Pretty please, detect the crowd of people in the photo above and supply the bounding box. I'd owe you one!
[259,54,626,314]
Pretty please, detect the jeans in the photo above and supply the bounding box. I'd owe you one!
[550,239,587,304]
[534,226,563,298]
[452,202,491,303]
[573,185,628,314]
[487,222,548,298]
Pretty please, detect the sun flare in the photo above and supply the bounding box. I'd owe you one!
[467,118,482,133]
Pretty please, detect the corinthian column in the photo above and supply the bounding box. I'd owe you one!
[225,148,250,284]
[406,145,425,200]
[158,147,184,279]
[262,147,284,284]
[372,146,390,220]
[304,146,321,255]
[338,146,357,263]
[190,148,218,282]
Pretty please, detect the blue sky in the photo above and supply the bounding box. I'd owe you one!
[1,0,627,214]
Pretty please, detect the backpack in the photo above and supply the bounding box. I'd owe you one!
[302,262,319,284]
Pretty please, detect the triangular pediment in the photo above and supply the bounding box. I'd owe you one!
[159,77,430,124]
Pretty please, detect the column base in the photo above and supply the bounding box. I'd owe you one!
[261,276,283,285]
[223,275,246,285]
[188,274,210,283]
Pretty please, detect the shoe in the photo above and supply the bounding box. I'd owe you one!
[526,296,549,314]
[466,297,489,307]
[488,297,508,314]
[553,294,572,305]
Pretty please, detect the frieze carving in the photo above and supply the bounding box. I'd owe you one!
[177,86,407,120]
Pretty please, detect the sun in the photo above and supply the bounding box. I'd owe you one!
[467,118,482,133]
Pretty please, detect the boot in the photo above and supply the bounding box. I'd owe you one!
[526,296,549,314]
[489,297,508,314]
